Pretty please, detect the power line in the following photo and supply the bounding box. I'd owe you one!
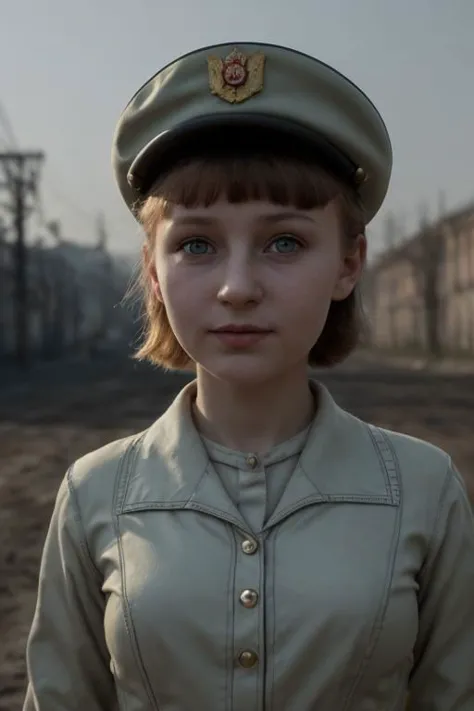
[0,100,19,148]
[41,178,97,228]
[0,100,97,240]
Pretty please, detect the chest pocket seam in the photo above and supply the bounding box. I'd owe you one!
[342,424,404,711]
[112,431,162,711]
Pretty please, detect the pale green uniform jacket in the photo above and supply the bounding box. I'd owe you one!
[23,380,474,710]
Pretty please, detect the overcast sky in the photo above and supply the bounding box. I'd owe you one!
[1,0,473,256]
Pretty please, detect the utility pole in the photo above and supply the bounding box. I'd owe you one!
[0,151,44,367]
[0,217,7,357]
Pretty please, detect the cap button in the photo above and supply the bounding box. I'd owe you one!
[354,166,367,185]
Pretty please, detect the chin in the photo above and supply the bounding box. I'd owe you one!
[199,353,286,388]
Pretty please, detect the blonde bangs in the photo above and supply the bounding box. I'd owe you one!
[138,156,364,238]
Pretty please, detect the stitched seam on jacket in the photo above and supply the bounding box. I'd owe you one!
[283,493,394,509]
[226,526,237,711]
[269,528,277,711]
[341,425,404,710]
[366,424,401,505]
[66,465,103,581]
[122,494,395,514]
[257,528,265,708]
[408,459,468,695]
[366,425,391,499]
[184,501,252,532]
[113,434,160,710]
[115,432,147,514]
[265,494,396,529]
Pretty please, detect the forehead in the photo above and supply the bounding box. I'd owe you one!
[164,199,338,225]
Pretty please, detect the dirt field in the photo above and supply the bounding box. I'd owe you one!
[1,354,473,710]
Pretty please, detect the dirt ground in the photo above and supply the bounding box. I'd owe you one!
[1,354,473,710]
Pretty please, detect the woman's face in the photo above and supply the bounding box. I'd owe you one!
[149,198,365,386]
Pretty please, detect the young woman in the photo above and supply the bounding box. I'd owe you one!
[24,43,474,710]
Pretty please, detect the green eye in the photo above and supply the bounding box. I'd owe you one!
[270,235,301,253]
[182,239,213,255]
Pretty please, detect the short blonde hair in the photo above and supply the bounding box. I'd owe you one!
[128,153,367,371]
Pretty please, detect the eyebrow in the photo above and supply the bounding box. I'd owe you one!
[170,216,216,226]
[257,211,316,224]
[170,211,316,227]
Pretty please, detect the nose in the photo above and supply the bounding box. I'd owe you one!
[216,257,263,307]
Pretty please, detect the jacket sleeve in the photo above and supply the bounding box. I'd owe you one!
[23,471,118,711]
[408,461,474,709]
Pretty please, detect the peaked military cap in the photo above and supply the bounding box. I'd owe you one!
[112,42,392,224]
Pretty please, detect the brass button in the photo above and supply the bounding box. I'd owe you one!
[238,650,259,668]
[240,589,259,608]
[241,538,258,555]
[246,454,259,470]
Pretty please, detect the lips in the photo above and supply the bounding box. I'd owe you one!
[209,326,273,349]
[211,325,272,334]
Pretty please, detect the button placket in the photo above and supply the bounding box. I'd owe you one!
[233,529,262,705]
[231,457,266,705]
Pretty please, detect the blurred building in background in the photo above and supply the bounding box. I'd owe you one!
[0,221,135,364]
[365,202,474,358]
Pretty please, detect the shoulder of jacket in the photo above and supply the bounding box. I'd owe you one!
[369,423,453,495]
[67,428,149,501]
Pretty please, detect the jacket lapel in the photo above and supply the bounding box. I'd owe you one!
[120,380,250,532]
[120,379,399,535]
[264,382,399,530]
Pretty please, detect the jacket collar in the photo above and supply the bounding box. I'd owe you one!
[120,379,398,532]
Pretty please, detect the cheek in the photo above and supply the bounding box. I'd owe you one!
[161,279,189,318]
[155,260,180,300]
[156,265,204,332]
[279,259,338,333]
[283,256,340,305]
[295,290,333,332]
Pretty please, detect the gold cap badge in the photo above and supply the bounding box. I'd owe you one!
[208,48,265,104]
